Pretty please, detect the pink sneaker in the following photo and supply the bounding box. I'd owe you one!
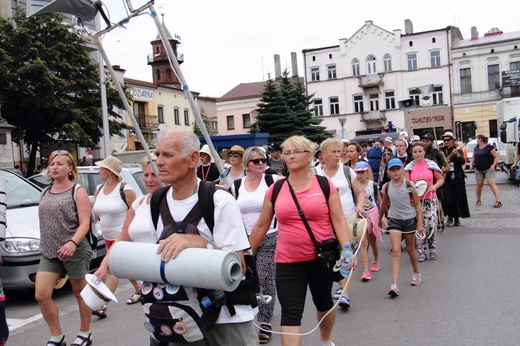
[370,260,380,272]
[360,270,371,281]
[410,273,422,286]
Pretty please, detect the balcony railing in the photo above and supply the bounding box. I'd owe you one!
[136,114,159,132]
[358,74,384,88]
[360,110,386,122]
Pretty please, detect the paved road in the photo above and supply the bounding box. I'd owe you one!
[6,171,520,345]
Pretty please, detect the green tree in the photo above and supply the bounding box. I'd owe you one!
[192,107,213,136]
[255,70,330,143]
[0,9,131,175]
[255,76,298,143]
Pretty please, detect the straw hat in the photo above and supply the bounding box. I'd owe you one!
[441,131,455,140]
[199,144,215,163]
[81,274,118,310]
[95,155,123,179]
[222,145,245,163]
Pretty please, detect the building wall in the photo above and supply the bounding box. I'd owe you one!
[217,98,260,135]
[304,20,455,140]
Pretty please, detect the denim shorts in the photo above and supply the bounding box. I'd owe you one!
[475,168,495,180]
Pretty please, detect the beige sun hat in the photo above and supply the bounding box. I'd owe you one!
[441,131,456,140]
[95,155,123,179]
[199,144,215,163]
[222,145,245,163]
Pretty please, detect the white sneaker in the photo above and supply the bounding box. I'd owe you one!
[333,287,342,300]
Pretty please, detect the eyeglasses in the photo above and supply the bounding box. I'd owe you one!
[249,158,267,165]
[443,139,453,142]
[51,150,70,155]
[228,152,242,158]
[283,150,310,156]
[384,152,392,156]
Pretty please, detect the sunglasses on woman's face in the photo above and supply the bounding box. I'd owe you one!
[249,158,267,165]
[228,153,241,158]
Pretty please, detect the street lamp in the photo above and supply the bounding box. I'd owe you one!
[416,84,437,141]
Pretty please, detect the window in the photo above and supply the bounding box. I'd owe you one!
[432,86,444,105]
[383,54,392,72]
[460,68,472,94]
[369,94,379,111]
[311,67,320,81]
[489,119,498,138]
[227,116,235,130]
[487,64,500,90]
[184,109,189,125]
[430,50,441,68]
[157,106,164,123]
[409,88,420,104]
[367,55,377,74]
[314,99,323,116]
[329,97,339,115]
[407,53,417,71]
[156,69,161,81]
[385,91,396,110]
[211,121,218,133]
[166,68,172,80]
[327,65,337,79]
[174,107,180,125]
[510,61,520,70]
[354,95,364,113]
[242,114,251,128]
[352,59,360,76]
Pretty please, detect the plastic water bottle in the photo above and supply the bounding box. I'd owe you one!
[340,242,353,277]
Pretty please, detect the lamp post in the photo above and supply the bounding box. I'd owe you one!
[338,117,346,139]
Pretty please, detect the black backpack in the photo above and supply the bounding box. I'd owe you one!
[232,174,275,200]
[95,182,128,208]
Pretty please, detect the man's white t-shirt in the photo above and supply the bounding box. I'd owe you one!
[154,180,255,324]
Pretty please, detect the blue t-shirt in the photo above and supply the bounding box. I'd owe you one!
[473,144,495,172]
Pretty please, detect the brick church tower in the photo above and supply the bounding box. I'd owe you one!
[148,14,183,88]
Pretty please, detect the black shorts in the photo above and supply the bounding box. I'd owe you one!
[386,217,417,233]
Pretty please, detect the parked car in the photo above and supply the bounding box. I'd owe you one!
[0,169,107,291]
[28,165,146,203]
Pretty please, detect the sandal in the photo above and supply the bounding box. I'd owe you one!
[71,333,92,346]
[258,323,272,344]
[493,201,502,208]
[476,201,482,206]
[47,335,66,346]
[126,291,142,305]
[92,305,107,319]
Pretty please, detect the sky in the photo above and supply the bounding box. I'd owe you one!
[98,0,519,98]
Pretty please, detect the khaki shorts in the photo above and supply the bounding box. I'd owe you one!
[38,238,92,279]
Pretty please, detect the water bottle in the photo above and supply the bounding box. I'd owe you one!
[340,242,353,277]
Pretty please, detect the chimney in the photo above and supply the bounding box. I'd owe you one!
[404,19,413,34]
[274,54,281,79]
[471,26,478,40]
[291,52,298,77]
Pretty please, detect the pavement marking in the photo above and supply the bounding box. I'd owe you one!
[7,313,43,331]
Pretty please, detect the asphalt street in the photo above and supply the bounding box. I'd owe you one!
[6,171,520,345]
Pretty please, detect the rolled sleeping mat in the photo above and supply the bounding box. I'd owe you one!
[0,179,6,241]
[109,242,242,292]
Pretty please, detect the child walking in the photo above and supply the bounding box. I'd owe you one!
[378,158,424,297]
[354,161,383,281]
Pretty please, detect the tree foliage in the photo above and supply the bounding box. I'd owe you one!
[0,9,131,174]
[256,70,331,143]
[192,107,214,136]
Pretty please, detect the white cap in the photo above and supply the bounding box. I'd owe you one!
[399,131,409,138]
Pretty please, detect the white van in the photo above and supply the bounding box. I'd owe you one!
[464,138,503,170]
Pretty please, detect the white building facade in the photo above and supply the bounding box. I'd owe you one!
[303,20,461,140]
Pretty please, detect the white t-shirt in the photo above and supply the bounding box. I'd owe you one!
[235,174,279,236]
[93,182,133,241]
[128,195,157,243]
[154,180,255,324]
[315,165,357,219]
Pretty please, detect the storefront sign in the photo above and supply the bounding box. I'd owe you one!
[131,88,154,101]
[411,115,445,124]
